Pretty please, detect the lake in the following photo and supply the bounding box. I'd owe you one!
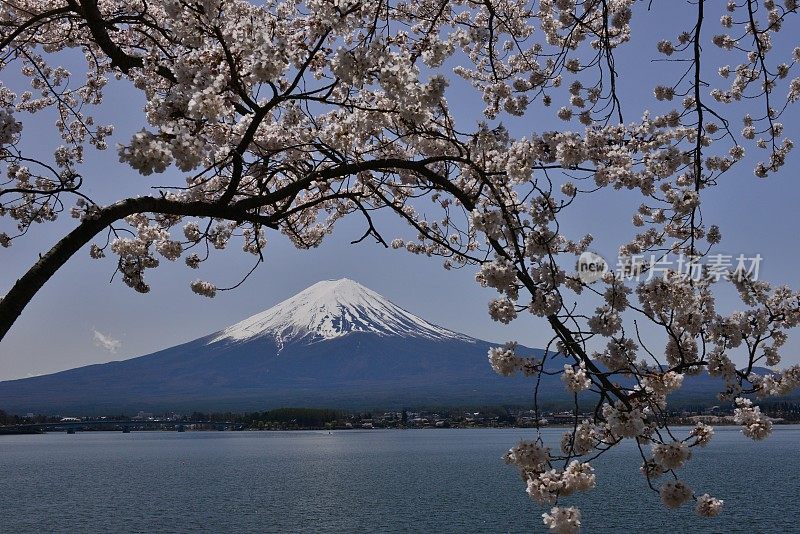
[0,427,797,533]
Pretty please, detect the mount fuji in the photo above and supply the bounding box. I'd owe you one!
[209,278,474,348]
[0,279,553,415]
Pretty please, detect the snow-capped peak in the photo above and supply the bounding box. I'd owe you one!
[210,278,473,346]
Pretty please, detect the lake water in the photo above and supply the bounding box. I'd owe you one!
[0,426,797,533]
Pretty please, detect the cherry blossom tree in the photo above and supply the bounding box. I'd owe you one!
[2,0,800,531]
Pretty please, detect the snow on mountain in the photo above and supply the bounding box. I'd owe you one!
[209,278,473,347]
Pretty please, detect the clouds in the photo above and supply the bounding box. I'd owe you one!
[92,330,121,353]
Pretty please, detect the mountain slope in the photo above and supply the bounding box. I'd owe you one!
[0,279,552,414]
[210,278,471,346]
[0,279,780,415]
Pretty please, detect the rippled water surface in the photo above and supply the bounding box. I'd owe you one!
[0,426,797,533]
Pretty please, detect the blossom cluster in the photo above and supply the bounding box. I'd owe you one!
[488,342,540,377]
[733,397,773,441]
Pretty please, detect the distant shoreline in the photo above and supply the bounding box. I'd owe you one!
[3,420,799,436]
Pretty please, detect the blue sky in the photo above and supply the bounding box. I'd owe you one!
[2,2,800,380]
